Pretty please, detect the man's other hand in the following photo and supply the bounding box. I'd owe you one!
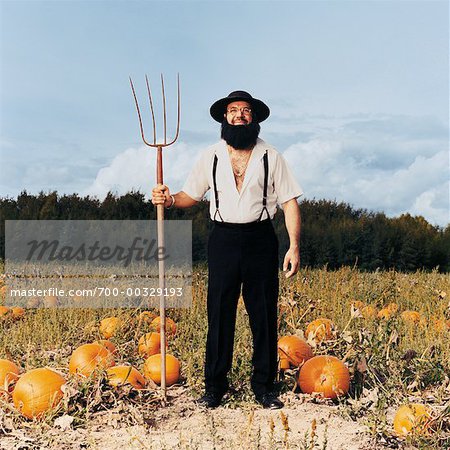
[283,247,300,278]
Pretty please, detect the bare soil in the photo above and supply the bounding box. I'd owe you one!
[0,388,380,450]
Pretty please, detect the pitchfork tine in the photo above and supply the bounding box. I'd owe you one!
[145,75,157,145]
[129,76,152,147]
[166,73,181,146]
[130,74,180,147]
[161,74,167,145]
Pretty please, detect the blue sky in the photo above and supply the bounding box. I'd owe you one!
[1,0,449,226]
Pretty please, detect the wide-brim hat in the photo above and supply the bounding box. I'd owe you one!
[210,90,270,123]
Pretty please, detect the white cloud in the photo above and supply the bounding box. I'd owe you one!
[282,115,449,227]
[409,182,449,226]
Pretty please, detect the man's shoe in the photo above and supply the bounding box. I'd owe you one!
[195,391,223,408]
[255,392,284,409]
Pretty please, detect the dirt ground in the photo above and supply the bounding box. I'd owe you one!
[0,388,383,450]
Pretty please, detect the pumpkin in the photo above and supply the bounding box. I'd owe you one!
[0,359,20,394]
[393,403,433,437]
[69,343,115,377]
[305,318,334,343]
[95,340,117,355]
[401,310,422,325]
[434,318,450,333]
[138,311,157,325]
[99,317,122,339]
[71,295,84,304]
[107,366,146,389]
[387,303,399,313]
[278,336,313,369]
[11,307,25,320]
[143,354,180,386]
[0,305,11,319]
[138,332,163,358]
[361,305,378,319]
[27,297,41,308]
[377,306,397,320]
[43,295,59,308]
[12,368,66,419]
[150,317,177,337]
[352,301,365,310]
[297,355,350,399]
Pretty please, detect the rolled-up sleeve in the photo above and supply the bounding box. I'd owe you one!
[273,153,303,205]
[181,150,211,201]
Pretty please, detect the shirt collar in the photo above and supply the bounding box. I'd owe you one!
[218,138,267,160]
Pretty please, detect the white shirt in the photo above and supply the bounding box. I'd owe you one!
[182,138,303,223]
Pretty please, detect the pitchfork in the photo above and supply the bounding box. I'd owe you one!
[129,74,180,400]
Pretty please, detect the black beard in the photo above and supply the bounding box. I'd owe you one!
[221,120,260,150]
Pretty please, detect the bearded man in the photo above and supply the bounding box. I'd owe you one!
[152,90,302,409]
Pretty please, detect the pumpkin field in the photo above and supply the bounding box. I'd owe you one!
[0,265,449,449]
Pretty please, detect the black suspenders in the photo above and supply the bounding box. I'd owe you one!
[257,150,270,222]
[212,150,270,222]
[212,154,224,222]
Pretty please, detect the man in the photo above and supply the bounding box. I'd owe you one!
[152,90,302,409]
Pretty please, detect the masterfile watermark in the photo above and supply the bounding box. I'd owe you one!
[25,237,168,267]
[5,220,192,308]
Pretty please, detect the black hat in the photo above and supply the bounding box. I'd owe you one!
[210,90,270,123]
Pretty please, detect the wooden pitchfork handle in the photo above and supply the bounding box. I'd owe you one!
[156,146,167,396]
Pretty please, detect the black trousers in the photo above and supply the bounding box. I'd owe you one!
[205,219,279,397]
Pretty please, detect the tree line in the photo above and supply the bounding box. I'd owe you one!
[1,191,449,272]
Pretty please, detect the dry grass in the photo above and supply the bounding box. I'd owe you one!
[0,265,449,449]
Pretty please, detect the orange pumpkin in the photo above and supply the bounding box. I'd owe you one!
[278,336,313,369]
[107,366,146,389]
[0,359,20,394]
[94,340,117,355]
[387,303,399,313]
[297,355,350,399]
[27,297,41,308]
[361,305,377,319]
[99,317,122,339]
[352,301,365,310]
[11,307,25,320]
[69,343,115,377]
[138,332,163,358]
[393,403,433,437]
[71,295,85,304]
[377,308,391,320]
[377,305,398,320]
[0,305,11,319]
[12,368,66,419]
[143,354,180,386]
[138,311,157,325]
[150,317,177,337]
[305,318,334,343]
[434,318,450,333]
[43,295,59,308]
[378,302,399,319]
[401,310,422,325]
